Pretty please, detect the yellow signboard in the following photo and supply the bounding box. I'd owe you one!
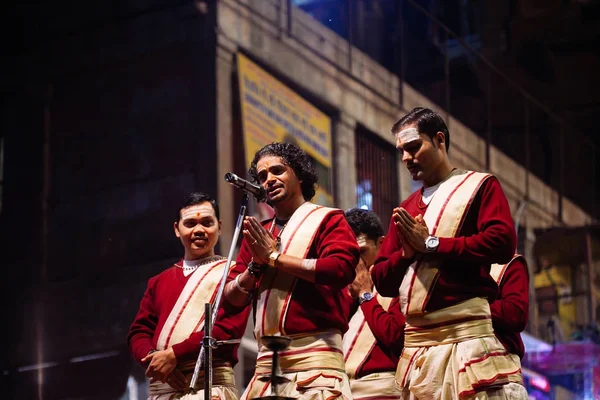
[237,53,333,206]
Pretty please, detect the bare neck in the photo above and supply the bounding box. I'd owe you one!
[184,249,216,261]
[274,195,306,220]
[423,159,455,188]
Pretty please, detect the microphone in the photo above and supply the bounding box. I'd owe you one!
[224,172,267,202]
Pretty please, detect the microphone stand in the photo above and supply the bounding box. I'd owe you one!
[189,194,249,399]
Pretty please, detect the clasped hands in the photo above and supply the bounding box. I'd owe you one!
[243,216,276,265]
[393,207,430,257]
[142,348,188,391]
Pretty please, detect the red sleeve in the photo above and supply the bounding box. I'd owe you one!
[360,296,405,355]
[170,302,251,361]
[371,213,414,297]
[490,259,529,332]
[127,276,159,365]
[436,177,516,264]
[313,211,360,288]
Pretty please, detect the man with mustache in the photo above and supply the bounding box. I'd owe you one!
[223,142,360,399]
[128,192,249,399]
[372,108,527,399]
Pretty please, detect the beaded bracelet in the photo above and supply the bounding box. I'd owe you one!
[247,261,268,278]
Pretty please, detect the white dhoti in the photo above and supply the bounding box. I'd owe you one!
[148,363,239,400]
[396,298,527,400]
[241,330,353,400]
[350,371,402,400]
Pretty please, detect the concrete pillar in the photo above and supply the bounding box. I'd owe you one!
[216,35,238,253]
[334,113,357,210]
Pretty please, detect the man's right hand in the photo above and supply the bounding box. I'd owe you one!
[143,348,188,390]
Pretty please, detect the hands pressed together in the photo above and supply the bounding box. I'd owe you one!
[392,207,429,257]
[243,216,276,265]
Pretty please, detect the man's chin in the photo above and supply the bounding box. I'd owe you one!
[410,171,423,180]
[267,193,285,205]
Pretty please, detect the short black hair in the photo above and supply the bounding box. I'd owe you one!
[248,142,318,201]
[391,107,450,151]
[344,208,385,242]
[176,192,220,221]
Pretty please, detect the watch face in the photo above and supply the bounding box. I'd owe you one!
[360,292,373,304]
[426,236,439,251]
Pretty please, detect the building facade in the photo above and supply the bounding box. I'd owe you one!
[0,0,595,398]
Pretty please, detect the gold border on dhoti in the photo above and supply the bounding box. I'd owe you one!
[255,330,346,374]
[149,363,236,397]
[156,259,231,350]
[255,202,336,340]
[400,171,491,316]
[343,293,394,379]
[349,371,402,400]
[397,298,522,398]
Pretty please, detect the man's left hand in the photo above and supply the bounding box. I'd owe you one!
[348,258,374,300]
[395,208,429,253]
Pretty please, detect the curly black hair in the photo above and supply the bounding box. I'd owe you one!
[248,142,318,201]
[344,208,385,242]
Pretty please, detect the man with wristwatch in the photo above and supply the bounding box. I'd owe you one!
[372,108,526,399]
[222,142,360,399]
[342,208,405,400]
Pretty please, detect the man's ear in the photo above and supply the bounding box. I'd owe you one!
[435,131,445,149]
[174,221,181,238]
[376,236,385,249]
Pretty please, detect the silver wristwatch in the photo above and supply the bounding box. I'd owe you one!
[358,292,374,305]
[425,235,440,252]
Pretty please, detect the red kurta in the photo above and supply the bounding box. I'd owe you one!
[372,176,517,311]
[227,210,360,335]
[343,294,405,378]
[128,260,250,366]
[491,258,529,359]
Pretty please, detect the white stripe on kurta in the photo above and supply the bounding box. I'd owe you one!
[400,171,491,316]
[255,202,336,340]
[156,259,230,350]
[343,293,394,378]
[490,254,525,285]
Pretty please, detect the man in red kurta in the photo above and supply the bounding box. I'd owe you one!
[490,255,529,363]
[128,192,249,399]
[371,107,528,399]
[223,142,359,399]
[342,208,405,400]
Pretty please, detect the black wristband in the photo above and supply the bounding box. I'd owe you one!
[247,261,267,277]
